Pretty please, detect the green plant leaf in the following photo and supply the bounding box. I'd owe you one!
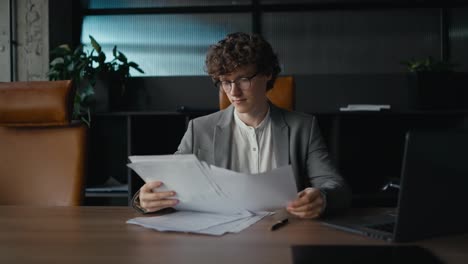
[50,57,64,66]
[89,35,101,53]
[47,69,60,80]
[128,62,144,73]
[401,56,456,73]
[73,44,84,56]
[128,62,138,67]
[67,61,75,72]
[98,52,106,64]
[49,35,144,126]
[117,51,127,63]
[58,44,71,50]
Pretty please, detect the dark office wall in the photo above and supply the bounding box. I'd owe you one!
[263,8,441,74]
[49,0,82,57]
[450,7,468,72]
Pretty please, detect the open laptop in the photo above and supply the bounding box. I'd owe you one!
[322,130,468,242]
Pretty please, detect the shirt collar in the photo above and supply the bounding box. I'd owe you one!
[234,106,271,131]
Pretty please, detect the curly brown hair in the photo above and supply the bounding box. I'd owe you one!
[205,32,281,90]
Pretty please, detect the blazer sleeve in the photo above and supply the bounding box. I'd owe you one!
[306,117,352,215]
[175,120,194,154]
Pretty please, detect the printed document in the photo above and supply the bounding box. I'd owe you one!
[126,154,297,236]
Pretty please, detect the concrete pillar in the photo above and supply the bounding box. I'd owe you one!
[15,0,49,81]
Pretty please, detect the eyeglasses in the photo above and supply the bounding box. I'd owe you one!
[215,72,258,93]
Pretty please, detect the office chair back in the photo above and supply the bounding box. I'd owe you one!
[219,76,295,111]
[0,80,87,206]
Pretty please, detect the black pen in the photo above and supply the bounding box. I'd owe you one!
[270,218,289,231]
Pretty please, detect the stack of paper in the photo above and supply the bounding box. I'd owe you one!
[127,211,271,236]
[339,104,391,111]
[126,154,297,236]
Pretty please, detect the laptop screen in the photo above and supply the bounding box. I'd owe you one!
[395,130,468,242]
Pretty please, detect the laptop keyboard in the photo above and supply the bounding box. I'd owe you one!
[366,222,395,233]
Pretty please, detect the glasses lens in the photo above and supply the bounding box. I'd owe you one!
[221,81,231,91]
[238,78,250,90]
[220,76,252,92]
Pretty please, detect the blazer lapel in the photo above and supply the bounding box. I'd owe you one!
[214,105,234,168]
[270,103,290,167]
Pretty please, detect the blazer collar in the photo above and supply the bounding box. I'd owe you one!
[214,105,235,167]
[269,102,290,167]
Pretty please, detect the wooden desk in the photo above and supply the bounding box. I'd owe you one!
[1,206,467,264]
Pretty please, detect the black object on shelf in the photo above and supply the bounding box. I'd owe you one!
[407,72,468,110]
[85,177,128,197]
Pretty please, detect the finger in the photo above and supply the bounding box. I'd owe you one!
[303,188,321,201]
[288,197,308,208]
[288,209,321,219]
[140,190,176,202]
[288,192,323,210]
[287,191,324,217]
[288,192,309,207]
[298,187,320,197]
[287,202,323,215]
[287,202,322,219]
[141,181,163,192]
[288,188,321,208]
[142,198,179,210]
[144,204,174,213]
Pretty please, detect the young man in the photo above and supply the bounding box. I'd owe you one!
[134,32,351,219]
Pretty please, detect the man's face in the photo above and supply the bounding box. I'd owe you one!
[219,65,271,114]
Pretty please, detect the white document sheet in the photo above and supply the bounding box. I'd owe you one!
[127,155,247,215]
[127,211,250,233]
[195,211,272,235]
[207,165,297,212]
[127,211,271,236]
[127,154,297,235]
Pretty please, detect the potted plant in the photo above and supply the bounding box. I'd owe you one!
[48,35,144,126]
[401,56,466,110]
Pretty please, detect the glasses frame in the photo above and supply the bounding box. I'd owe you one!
[215,72,258,93]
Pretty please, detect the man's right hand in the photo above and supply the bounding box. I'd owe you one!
[139,181,179,213]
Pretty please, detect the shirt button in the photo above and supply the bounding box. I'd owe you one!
[252,148,257,151]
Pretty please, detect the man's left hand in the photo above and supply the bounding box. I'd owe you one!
[286,187,324,219]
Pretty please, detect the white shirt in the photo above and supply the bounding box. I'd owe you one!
[229,108,277,174]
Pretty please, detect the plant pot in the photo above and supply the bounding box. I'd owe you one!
[93,72,127,112]
[407,72,468,110]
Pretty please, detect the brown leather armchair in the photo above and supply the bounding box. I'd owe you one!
[0,80,87,206]
[219,76,295,111]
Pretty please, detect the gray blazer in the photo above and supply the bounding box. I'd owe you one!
[175,103,351,215]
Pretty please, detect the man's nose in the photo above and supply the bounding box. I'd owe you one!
[229,82,242,95]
